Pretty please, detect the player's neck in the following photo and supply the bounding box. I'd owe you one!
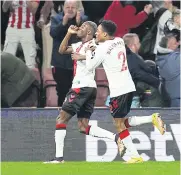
[107,36,115,41]
[81,36,92,43]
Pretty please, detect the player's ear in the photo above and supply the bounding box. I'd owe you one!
[103,32,107,37]
[87,30,91,35]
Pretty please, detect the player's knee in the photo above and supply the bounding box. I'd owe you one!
[56,110,71,124]
[114,118,126,132]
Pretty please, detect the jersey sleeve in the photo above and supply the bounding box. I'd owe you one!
[86,46,104,72]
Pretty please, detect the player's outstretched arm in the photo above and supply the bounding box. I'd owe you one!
[59,25,78,54]
[86,47,104,72]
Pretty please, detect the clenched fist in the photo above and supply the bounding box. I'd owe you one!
[68,25,79,34]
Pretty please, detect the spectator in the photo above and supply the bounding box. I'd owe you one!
[104,0,152,37]
[50,0,88,106]
[123,33,160,88]
[164,9,180,39]
[170,9,180,29]
[123,33,170,106]
[37,0,55,29]
[36,0,85,69]
[37,1,56,69]
[2,0,39,68]
[1,52,36,107]
[156,34,180,107]
[136,61,166,107]
[154,0,179,54]
[37,1,85,29]
[151,1,164,15]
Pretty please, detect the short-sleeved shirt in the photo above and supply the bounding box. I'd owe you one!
[71,39,97,88]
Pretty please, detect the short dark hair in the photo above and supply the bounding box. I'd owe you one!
[159,36,169,48]
[159,33,178,48]
[85,21,97,35]
[100,20,117,36]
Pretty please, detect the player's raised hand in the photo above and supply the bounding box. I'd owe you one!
[68,25,79,34]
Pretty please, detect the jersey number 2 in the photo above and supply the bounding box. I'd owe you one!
[118,52,127,71]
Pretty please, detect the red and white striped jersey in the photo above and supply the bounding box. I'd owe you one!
[71,39,97,89]
[8,0,39,29]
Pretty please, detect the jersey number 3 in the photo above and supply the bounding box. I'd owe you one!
[118,51,128,71]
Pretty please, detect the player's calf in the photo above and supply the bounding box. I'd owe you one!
[77,118,90,134]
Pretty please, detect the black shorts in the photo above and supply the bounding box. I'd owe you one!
[109,92,133,118]
[62,87,97,119]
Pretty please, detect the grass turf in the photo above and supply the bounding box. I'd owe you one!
[1,161,180,175]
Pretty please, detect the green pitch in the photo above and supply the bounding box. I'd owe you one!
[1,161,180,175]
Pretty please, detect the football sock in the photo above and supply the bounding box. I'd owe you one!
[124,116,152,128]
[55,123,66,158]
[119,129,140,157]
[86,125,116,141]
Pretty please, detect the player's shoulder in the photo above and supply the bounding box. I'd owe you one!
[101,37,124,48]
[95,42,106,52]
[84,39,96,47]
[113,37,125,45]
[71,41,82,51]
[72,41,82,47]
[104,37,124,45]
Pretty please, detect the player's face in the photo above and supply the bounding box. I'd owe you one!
[77,23,89,38]
[95,25,106,43]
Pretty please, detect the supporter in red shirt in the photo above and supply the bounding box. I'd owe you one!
[104,0,152,37]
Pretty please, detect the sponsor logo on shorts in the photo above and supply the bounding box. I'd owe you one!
[69,94,76,102]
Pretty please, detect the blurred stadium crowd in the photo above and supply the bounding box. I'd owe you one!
[1,0,180,108]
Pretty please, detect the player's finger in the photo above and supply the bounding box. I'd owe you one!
[69,25,74,29]
[74,26,79,30]
[71,54,74,60]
